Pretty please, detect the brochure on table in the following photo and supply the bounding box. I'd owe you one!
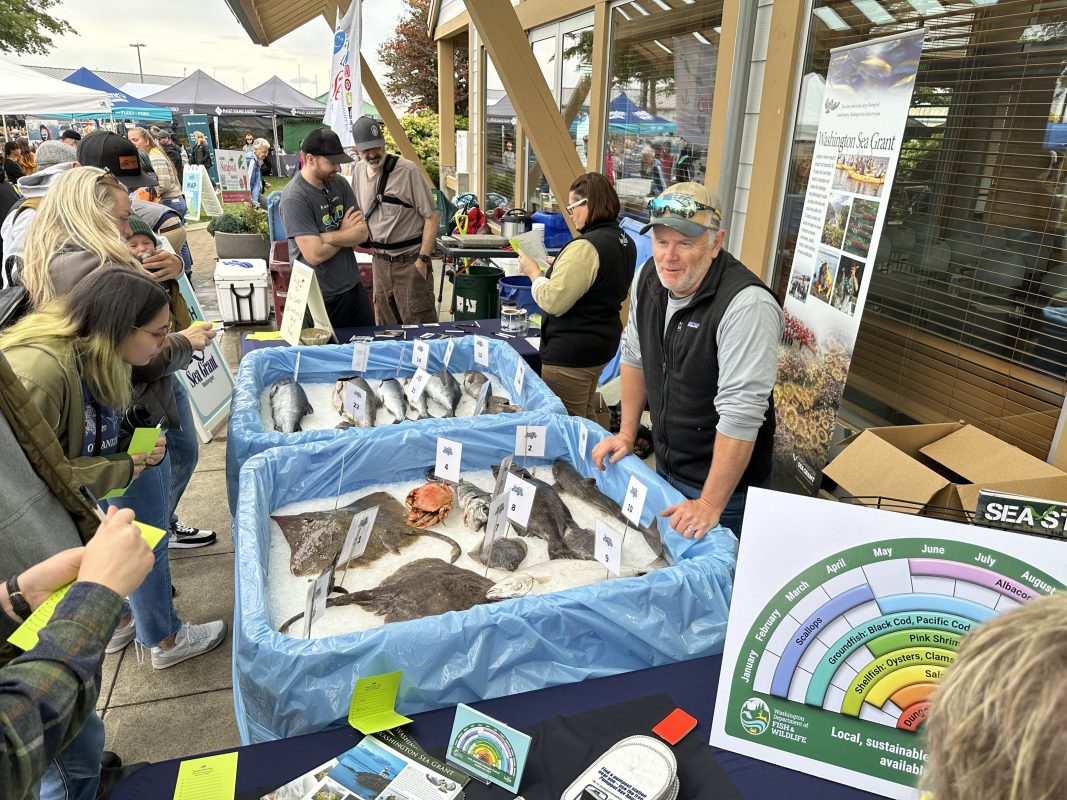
[710,489,1067,798]
[774,30,924,495]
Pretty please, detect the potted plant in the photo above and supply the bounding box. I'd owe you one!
[208,204,270,261]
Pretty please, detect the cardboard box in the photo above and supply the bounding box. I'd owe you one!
[821,422,1067,515]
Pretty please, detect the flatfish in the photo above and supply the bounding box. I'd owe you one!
[490,464,589,560]
[467,537,528,571]
[486,559,653,600]
[270,491,461,576]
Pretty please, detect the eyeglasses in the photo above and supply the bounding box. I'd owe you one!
[647,197,721,222]
[566,197,588,213]
[133,325,169,344]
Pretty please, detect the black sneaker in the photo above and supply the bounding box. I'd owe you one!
[168,522,217,549]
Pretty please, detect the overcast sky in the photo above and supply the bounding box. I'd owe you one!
[24,1,402,100]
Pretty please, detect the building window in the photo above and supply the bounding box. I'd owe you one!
[483,52,515,214]
[772,1,1067,459]
[605,0,723,218]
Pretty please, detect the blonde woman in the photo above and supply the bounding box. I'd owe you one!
[127,126,186,216]
[189,129,212,171]
[921,591,1067,800]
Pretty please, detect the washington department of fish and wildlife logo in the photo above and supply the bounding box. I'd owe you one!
[740,698,771,736]
[370,123,381,138]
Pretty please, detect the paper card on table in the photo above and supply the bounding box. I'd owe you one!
[245,330,285,341]
[401,324,420,329]
[578,425,589,461]
[412,338,430,369]
[435,438,463,483]
[351,341,370,373]
[302,565,333,639]
[424,322,440,327]
[405,368,432,403]
[595,519,624,576]
[343,382,368,423]
[347,670,412,734]
[525,336,541,350]
[653,707,698,745]
[447,703,531,792]
[623,475,648,526]
[504,472,535,528]
[443,337,456,368]
[473,381,491,416]
[173,751,238,800]
[514,425,546,458]
[482,494,508,560]
[513,361,525,394]
[474,335,490,367]
[339,506,378,568]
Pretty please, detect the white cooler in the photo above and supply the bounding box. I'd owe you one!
[213,258,270,324]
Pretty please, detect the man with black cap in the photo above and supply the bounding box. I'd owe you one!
[592,182,782,539]
[279,127,374,327]
[349,115,439,324]
[59,129,81,147]
[157,129,184,185]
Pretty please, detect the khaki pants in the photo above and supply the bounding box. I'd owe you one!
[541,363,605,420]
[372,253,438,325]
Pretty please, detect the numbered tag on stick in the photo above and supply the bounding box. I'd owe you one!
[474,336,490,367]
[513,362,525,395]
[481,494,508,561]
[344,382,368,423]
[412,339,430,369]
[514,425,546,458]
[435,437,463,483]
[504,472,535,528]
[303,564,334,639]
[351,342,370,373]
[405,368,432,403]
[595,519,624,577]
[443,337,456,369]
[494,455,514,498]
[623,476,648,527]
[578,425,589,461]
[473,381,491,416]
[338,506,379,569]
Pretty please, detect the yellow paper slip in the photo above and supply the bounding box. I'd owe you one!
[7,522,168,651]
[245,330,285,341]
[347,670,412,734]
[173,751,238,800]
[103,427,160,500]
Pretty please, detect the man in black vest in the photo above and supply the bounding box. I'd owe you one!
[592,183,782,538]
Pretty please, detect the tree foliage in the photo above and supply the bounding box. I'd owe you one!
[378,0,469,115]
[0,0,75,56]
[383,109,469,186]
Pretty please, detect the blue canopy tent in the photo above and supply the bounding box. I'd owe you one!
[58,67,172,121]
[607,92,676,135]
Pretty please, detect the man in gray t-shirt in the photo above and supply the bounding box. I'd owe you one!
[279,128,374,328]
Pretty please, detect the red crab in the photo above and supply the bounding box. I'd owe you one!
[405,482,454,528]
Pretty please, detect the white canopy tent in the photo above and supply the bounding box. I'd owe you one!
[0,59,111,134]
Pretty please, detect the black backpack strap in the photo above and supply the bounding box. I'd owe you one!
[364,154,399,222]
[363,235,424,252]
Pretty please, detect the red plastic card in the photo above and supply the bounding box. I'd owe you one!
[652,708,697,744]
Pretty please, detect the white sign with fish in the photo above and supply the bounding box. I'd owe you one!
[405,367,432,403]
[513,361,525,394]
[623,476,648,527]
[339,505,379,567]
[578,425,589,461]
[435,437,463,483]
[343,382,368,423]
[443,337,456,368]
[595,519,624,577]
[351,342,370,373]
[473,381,491,416]
[412,339,430,369]
[474,335,490,367]
[303,564,333,638]
[504,473,535,527]
[514,425,546,458]
[482,494,508,560]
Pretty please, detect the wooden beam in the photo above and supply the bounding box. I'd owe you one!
[359,55,434,188]
[739,0,806,281]
[465,0,582,232]
[704,0,740,192]
[234,0,270,45]
[434,0,590,41]
[586,1,610,173]
[438,38,456,170]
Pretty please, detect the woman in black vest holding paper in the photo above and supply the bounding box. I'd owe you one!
[518,172,635,418]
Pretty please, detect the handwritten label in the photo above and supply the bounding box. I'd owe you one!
[504,472,536,528]
[514,425,547,458]
[435,437,463,483]
[443,337,456,368]
[474,335,490,367]
[339,506,378,568]
[351,342,370,373]
[595,519,624,576]
[623,476,648,526]
[412,339,430,369]
[303,565,333,639]
[405,368,432,403]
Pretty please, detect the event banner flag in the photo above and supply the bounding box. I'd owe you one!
[710,489,1067,799]
[183,114,220,185]
[773,31,924,495]
[324,0,363,148]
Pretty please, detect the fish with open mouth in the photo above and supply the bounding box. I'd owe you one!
[269,379,313,432]
[280,558,494,629]
[425,369,462,418]
[486,559,653,600]
[332,375,378,427]
[455,480,491,531]
[490,464,592,561]
[270,491,461,576]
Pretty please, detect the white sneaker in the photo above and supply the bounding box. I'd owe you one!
[106,615,136,654]
[150,620,227,669]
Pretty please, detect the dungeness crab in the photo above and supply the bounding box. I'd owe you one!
[405,482,453,528]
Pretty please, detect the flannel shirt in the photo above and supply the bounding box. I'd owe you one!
[0,581,121,799]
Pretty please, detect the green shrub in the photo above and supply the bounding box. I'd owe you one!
[207,204,268,236]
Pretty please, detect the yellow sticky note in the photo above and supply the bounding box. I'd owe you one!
[8,523,170,650]
[347,670,412,734]
[173,751,238,800]
[103,427,160,500]
[245,331,285,341]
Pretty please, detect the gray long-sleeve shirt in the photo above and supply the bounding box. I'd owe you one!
[620,261,783,441]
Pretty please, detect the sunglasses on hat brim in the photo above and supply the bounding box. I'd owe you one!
[647,197,722,222]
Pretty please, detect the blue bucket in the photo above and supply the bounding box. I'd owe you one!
[498,275,544,318]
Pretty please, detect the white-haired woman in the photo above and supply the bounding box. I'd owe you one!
[245,137,271,206]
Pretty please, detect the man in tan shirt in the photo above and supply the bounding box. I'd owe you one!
[350,117,439,324]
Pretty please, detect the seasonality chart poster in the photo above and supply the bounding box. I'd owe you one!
[710,489,1067,799]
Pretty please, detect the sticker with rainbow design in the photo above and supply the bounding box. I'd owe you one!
[447,703,531,791]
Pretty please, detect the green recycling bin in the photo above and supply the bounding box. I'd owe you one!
[451,264,504,320]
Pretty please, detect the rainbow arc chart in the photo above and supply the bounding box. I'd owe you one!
[712,490,1067,799]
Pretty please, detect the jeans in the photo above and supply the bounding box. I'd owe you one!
[104,453,182,647]
[38,708,104,800]
[656,467,773,538]
[168,379,199,527]
[160,195,188,219]
[178,241,193,277]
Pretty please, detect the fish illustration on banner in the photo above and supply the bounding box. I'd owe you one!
[324,0,363,148]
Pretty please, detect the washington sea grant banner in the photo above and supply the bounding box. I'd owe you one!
[774,30,925,494]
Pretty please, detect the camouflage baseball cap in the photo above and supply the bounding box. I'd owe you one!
[640,182,723,237]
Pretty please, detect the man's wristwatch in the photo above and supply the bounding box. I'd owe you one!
[417,254,431,265]
[5,575,31,622]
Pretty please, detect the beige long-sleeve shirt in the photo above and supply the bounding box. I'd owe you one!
[530,239,600,316]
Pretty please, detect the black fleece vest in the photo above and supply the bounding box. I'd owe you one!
[539,220,635,368]
[635,249,777,491]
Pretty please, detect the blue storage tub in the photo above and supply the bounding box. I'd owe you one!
[232,414,738,743]
[498,275,544,318]
[226,337,567,513]
[531,210,573,248]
